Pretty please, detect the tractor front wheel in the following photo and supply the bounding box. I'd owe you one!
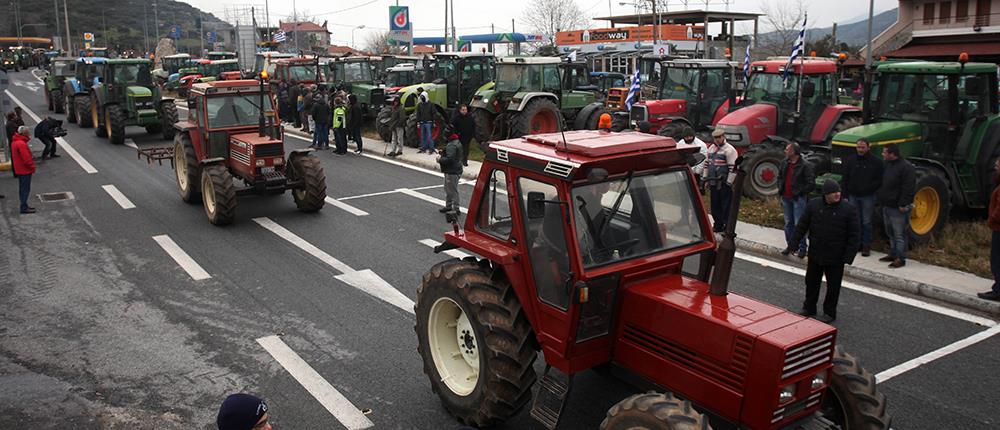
[742,142,785,200]
[289,154,327,212]
[76,96,93,128]
[375,106,394,142]
[600,392,711,430]
[45,89,53,111]
[93,101,108,138]
[106,104,127,145]
[175,134,201,203]
[472,107,496,143]
[65,95,77,124]
[52,89,65,114]
[160,102,179,140]
[909,168,951,244]
[511,98,560,138]
[820,346,891,429]
[415,258,537,428]
[201,164,237,225]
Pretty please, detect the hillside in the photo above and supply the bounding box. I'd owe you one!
[756,8,898,53]
[1,0,227,54]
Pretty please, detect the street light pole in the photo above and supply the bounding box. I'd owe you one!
[865,0,874,70]
[152,1,159,43]
[63,0,71,53]
[53,0,61,50]
[352,25,365,50]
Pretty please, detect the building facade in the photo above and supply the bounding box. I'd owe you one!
[870,0,1000,62]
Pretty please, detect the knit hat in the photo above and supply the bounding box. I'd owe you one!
[598,113,612,130]
[822,179,841,195]
[449,133,459,140]
[217,394,268,430]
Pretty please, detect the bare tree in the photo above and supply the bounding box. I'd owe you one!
[756,0,807,57]
[521,0,590,44]
[364,31,407,55]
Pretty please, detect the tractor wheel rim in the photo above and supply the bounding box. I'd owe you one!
[910,187,939,235]
[175,146,187,190]
[753,160,780,192]
[203,175,216,214]
[294,188,306,200]
[530,110,558,134]
[106,110,112,137]
[820,385,849,427]
[91,102,98,127]
[428,297,479,396]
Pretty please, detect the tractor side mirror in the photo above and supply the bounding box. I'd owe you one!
[966,77,984,94]
[801,81,816,98]
[687,152,707,167]
[187,98,196,110]
[527,192,546,219]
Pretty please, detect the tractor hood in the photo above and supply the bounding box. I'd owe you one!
[471,87,499,113]
[126,86,153,97]
[830,120,923,146]
[715,103,777,147]
[642,99,687,118]
[352,83,379,92]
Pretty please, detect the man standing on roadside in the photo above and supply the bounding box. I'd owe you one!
[416,92,436,154]
[332,97,348,155]
[11,126,36,214]
[979,158,1000,302]
[777,141,814,259]
[437,133,463,214]
[703,128,738,233]
[841,139,883,257]
[388,98,406,157]
[679,126,707,179]
[788,179,860,323]
[310,93,331,150]
[876,144,916,268]
[451,104,475,166]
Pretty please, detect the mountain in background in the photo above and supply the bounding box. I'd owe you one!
[1,0,229,53]
[755,8,898,55]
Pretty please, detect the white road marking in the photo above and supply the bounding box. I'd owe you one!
[876,324,1000,383]
[735,252,997,327]
[124,138,138,149]
[5,89,98,174]
[30,69,45,83]
[397,188,468,214]
[253,217,414,314]
[325,197,369,216]
[419,239,471,259]
[101,185,136,209]
[336,183,451,202]
[285,132,449,178]
[12,80,39,92]
[152,235,211,281]
[256,335,375,430]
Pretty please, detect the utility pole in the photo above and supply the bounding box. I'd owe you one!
[264,0,271,42]
[443,0,448,52]
[865,0,874,69]
[53,0,61,51]
[152,1,159,43]
[102,9,108,47]
[651,0,658,44]
[143,3,150,54]
[293,0,299,54]
[199,11,204,54]
[450,0,456,51]
[63,0,71,53]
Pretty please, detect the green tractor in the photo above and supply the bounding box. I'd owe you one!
[153,53,192,86]
[206,51,238,61]
[63,57,108,128]
[470,56,605,143]
[824,59,1000,243]
[43,57,76,114]
[88,58,180,145]
[324,56,385,118]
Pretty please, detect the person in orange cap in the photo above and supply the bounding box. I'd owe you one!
[597,113,613,132]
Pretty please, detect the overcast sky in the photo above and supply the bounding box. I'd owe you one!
[182,0,899,47]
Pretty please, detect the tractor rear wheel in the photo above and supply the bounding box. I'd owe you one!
[584,107,607,131]
[820,346,891,429]
[289,154,327,212]
[201,164,237,225]
[93,101,108,138]
[511,98,560,138]
[657,122,685,139]
[66,95,77,124]
[76,96,92,128]
[404,110,446,148]
[742,141,785,200]
[415,258,537,428]
[600,392,711,430]
[45,89,53,111]
[175,134,201,203]
[909,168,951,244]
[52,89,65,114]
[160,102,179,140]
[472,108,497,143]
[375,106,393,142]
[106,104,127,145]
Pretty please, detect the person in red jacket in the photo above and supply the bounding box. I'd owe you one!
[980,157,1000,302]
[11,125,36,214]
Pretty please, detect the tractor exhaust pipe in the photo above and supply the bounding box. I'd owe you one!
[709,160,748,296]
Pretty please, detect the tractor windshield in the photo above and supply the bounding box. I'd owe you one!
[386,70,417,87]
[659,68,700,101]
[113,64,151,85]
[744,72,828,111]
[496,64,538,93]
[52,61,74,76]
[572,169,704,268]
[875,73,953,123]
[341,62,373,83]
[206,94,275,129]
[288,64,318,82]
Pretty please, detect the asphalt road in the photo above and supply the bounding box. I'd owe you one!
[1,69,998,430]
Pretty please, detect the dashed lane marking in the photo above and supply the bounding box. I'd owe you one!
[325,197,369,216]
[876,324,1000,383]
[257,335,375,430]
[152,235,211,281]
[397,188,468,214]
[101,185,136,209]
[418,239,471,259]
[5,89,98,174]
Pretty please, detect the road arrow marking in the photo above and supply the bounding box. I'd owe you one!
[397,188,467,214]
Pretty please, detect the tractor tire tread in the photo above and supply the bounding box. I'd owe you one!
[76,96,93,128]
[176,134,201,203]
[66,95,77,123]
[741,141,786,200]
[291,155,327,212]
[375,106,394,142]
[52,89,65,114]
[510,98,560,138]
[161,102,179,140]
[600,392,711,430]
[107,104,127,145]
[828,346,892,429]
[202,164,237,225]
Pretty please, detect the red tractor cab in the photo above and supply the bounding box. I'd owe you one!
[416,130,889,430]
[272,57,323,87]
[177,59,212,97]
[714,58,861,199]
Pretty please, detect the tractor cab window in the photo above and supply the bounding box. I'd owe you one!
[288,65,317,83]
[572,170,704,269]
[957,74,992,123]
[112,64,151,86]
[476,169,512,240]
[53,61,74,76]
[343,62,372,83]
[744,72,800,110]
[562,66,590,90]
[496,64,538,93]
[542,65,562,93]
[660,67,700,102]
[206,94,274,129]
[877,73,951,123]
[520,178,572,310]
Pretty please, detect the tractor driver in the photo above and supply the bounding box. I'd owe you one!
[212,97,252,127]
[573,180,615,265]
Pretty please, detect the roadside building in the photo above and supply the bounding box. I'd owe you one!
[867,0,1000,63]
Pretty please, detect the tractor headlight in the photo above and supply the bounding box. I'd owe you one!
[256,159,266,167]
[811,371,827,390]
[273,157,284,165]
[779,384,796,404]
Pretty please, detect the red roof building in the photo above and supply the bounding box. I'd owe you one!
[278,21,332,50]
[327,45,366,56]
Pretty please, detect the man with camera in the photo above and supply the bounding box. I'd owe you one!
[34,116,65,160]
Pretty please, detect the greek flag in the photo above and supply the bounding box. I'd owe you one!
[273,30,287,43]
[624,67,640,111]
[783,14,807,82]
[742,42,752,82]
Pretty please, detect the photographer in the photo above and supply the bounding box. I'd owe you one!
[34,117,64,160]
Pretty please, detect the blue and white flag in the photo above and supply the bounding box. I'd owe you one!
[743,42,752,82]
[624,67,640,111]
[783,14,807,82]
[273,30,287,43]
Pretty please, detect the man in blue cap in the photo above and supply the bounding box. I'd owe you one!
[217,393,271,430]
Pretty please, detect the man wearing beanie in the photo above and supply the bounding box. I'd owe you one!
[787,179,860,323]
[217,393,270,430]
[437,132,464,213]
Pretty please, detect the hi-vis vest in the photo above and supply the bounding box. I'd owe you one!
[332,106,346,129]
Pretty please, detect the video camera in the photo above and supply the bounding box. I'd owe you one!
[49,119,67,138]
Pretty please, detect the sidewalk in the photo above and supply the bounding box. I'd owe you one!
[286,127,1000,317]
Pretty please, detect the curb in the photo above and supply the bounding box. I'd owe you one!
[735,237,1000,318]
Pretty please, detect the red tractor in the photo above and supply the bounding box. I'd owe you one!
[271,57,323,87]
[170,78,327,225]
[714,58,862,199]
[416,130,890,429]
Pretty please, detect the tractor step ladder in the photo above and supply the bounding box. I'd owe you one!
[530,365,573,430]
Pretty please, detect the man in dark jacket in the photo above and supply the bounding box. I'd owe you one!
[34,117,62,159]
[347,94,365,154]
[451,104,475,166]
[416,92,437,154]
[841,139,883,256]
[788,179,860,323]
[310,96,331,150]
[388,98,406,157]
[876,144,916,268]
[777,142,815,258]
[437,133,464,213]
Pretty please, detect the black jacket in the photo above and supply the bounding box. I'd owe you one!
[876,158,916,208]
[452,112,475,144]
[790,197,861,265]
[777,158,815,199]
[312,102,331,126]
[348,103,364,130]
[5,120,18,145]
[390,106,406,129]
[416,100,436,122]
[841,152,884,197]
[34,118,59,139]
[438,139,463,175]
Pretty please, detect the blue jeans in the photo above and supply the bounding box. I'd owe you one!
[782,196,808,253]
[709,183,732,232]
[882,207,909,261]
[419,122,434,151]
[18,174,31,212]
[848,194,876,247]
[313,123,330,148]
[992,231,1000,294]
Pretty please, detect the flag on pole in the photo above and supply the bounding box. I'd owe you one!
[273,30,287,43]
[625,67,641,111]
[743,41,752,82]
[568,50,577,62]
[783,15,807,82]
